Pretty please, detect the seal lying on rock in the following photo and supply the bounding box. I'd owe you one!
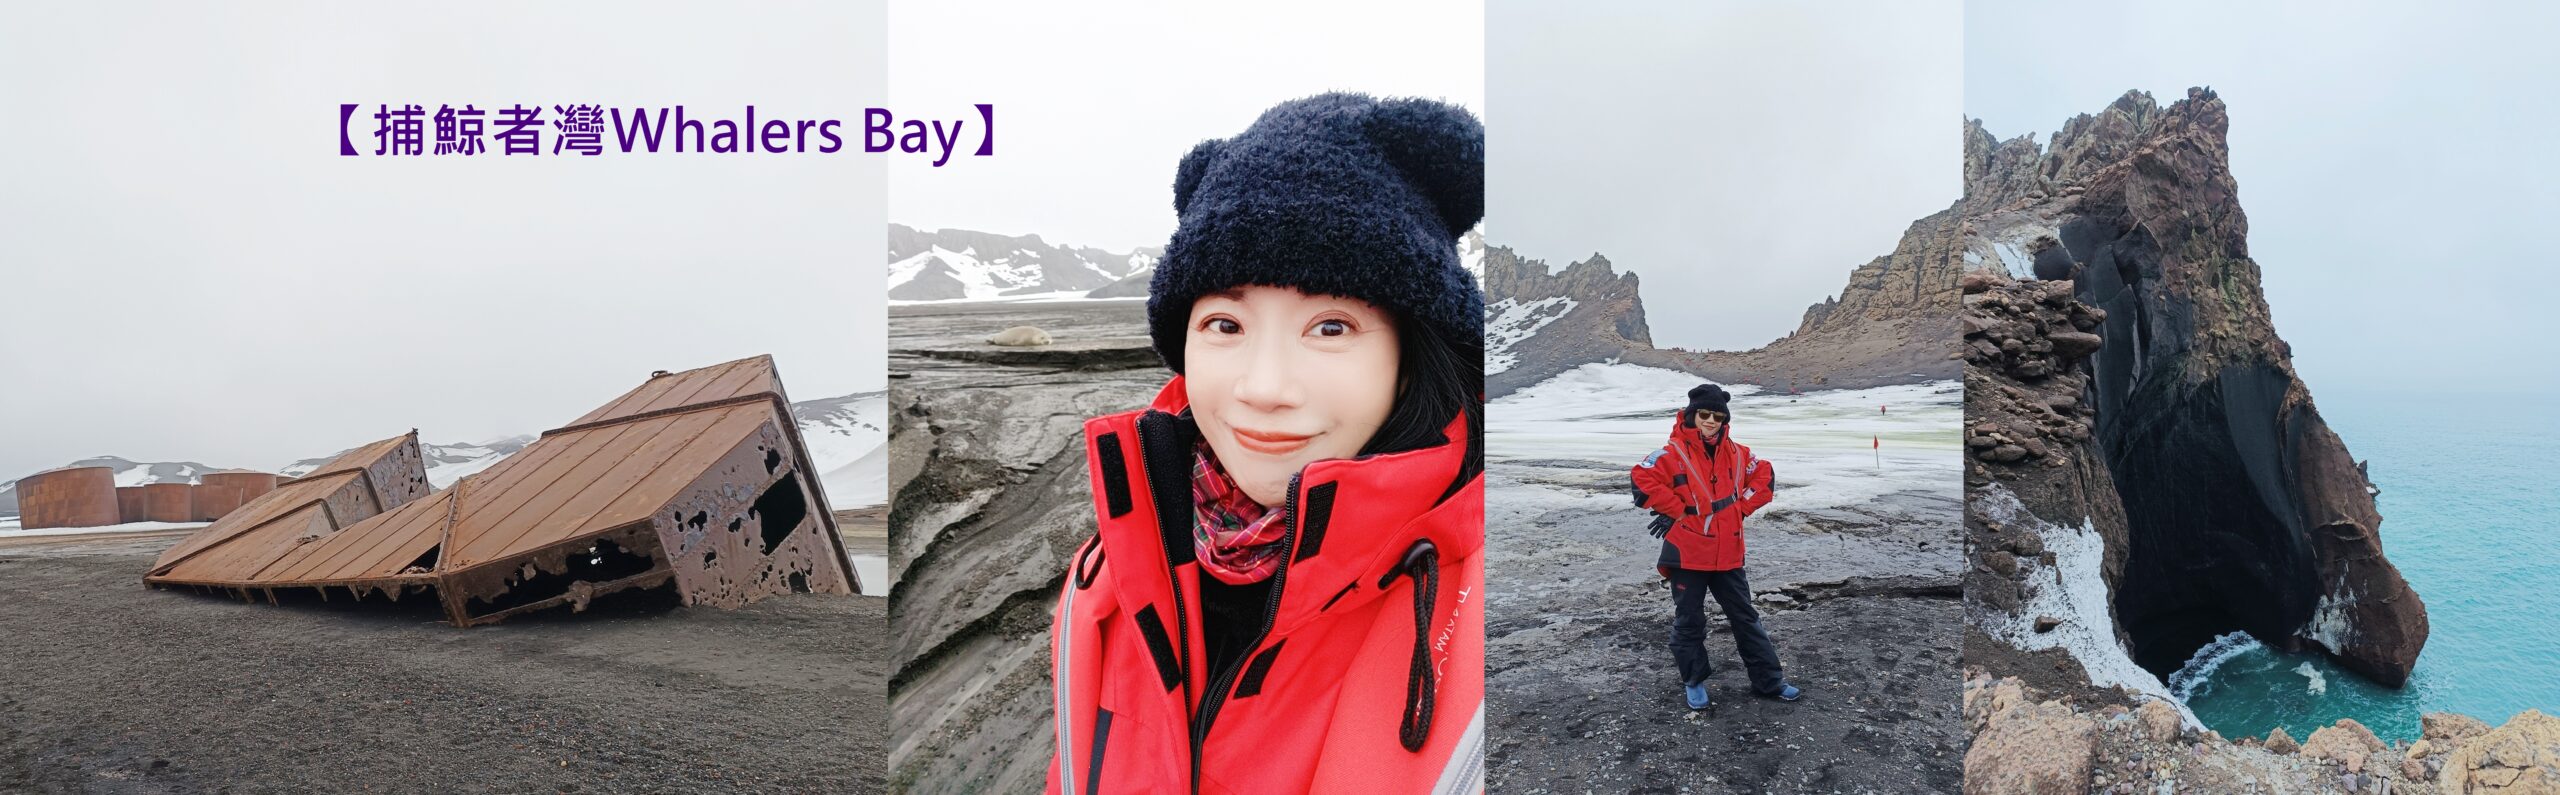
[984,325,1051,346]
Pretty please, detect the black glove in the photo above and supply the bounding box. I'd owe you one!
[1646,513,1674,538]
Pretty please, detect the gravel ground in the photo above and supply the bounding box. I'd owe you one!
[1485,463,1966,794]
[0,531,886,794]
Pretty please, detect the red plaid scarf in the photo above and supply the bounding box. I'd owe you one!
[1191,443,1290,585]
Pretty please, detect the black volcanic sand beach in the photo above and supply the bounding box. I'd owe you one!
[0,529,886,794]
[1485,460,1966,794]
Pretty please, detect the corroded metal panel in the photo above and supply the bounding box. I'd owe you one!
[652,415,852,609]
[141,355,858,627]
[144,432,428,584]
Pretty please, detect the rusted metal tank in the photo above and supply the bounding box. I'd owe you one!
[192,485,242,521]
[140,482,196,523]
[15,467,121,529]
[116,486,150,524]
[191,472,278,521]
[200,472,278,501]
[142,355,858,626]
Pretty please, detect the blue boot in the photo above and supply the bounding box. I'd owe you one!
[1684,682,1711,710]
[1763,682,1801,702]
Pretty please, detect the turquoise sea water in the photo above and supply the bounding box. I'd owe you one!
[2176,390,2560,741]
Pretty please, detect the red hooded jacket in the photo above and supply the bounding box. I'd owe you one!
[1048,378,1486,794]
[1630,413,1774,572]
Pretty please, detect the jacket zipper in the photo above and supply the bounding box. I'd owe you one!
[1186,470,1301,794]
[1133,414,1201,792]
[1672,437,1717,530]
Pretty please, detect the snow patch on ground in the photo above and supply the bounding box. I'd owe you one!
[1974,483,2196,725]
[1492,364,1957,511]
[0,519,205,539]
[1966,215,2061,280]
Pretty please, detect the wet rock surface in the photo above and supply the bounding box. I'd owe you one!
[1485,460,1964,793]
[885,299,1161,793]
[0,532,886,793]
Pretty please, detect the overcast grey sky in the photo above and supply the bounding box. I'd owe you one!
[0,1,885,478]
[1489,0,1962,352]
[1968,0,2560,396]
[887,0,1483,255]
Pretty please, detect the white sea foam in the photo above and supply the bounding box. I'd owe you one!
[2167,631,2264,701]
[2296,662,2329,696]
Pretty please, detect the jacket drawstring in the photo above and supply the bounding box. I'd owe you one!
[1379,539,1441,752]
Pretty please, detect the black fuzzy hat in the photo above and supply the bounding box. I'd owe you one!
[1683,384,1732,425]
[1148,93,1485,372]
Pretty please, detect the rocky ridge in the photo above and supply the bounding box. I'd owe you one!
[1959,88,2426,705]
[1483,196,1962,400]
[1964,673,2560,794]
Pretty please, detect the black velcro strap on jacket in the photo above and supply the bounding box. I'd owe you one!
[1233,640,1286,699]
[1683,506,1698,516]
[1671,473,1688,487]
[1094,432,1133,518]
[1133,605,1183,692]
[1630,483,1651,507]
[1137,412,1195,566]
[1084,708,1114,793]
[1709,495,1735,513]
[1292,483,1338,562]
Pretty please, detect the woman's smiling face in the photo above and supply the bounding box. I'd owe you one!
[1184,285,1400,507]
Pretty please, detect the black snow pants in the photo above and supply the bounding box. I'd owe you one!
[1666,566,1786,694]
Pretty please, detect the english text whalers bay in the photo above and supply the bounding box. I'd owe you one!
[337,104,995,167]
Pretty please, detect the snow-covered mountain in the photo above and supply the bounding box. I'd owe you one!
[0,457,234,517]
[790,390,888,509]
[888,224,1159,302]
[277,436,531,488]
[1087,229,1485,299]
[1459,228,1486,280]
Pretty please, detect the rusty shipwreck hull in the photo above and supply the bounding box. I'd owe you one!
[142,355,858,626]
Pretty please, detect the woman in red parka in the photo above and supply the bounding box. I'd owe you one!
[1630,383,1801,710]
[1047,93,1486,794]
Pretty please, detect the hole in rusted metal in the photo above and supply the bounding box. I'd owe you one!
[462,538,655,615]
[788,571,811,594]
[752,476,807,556]
[764,447,783,475]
